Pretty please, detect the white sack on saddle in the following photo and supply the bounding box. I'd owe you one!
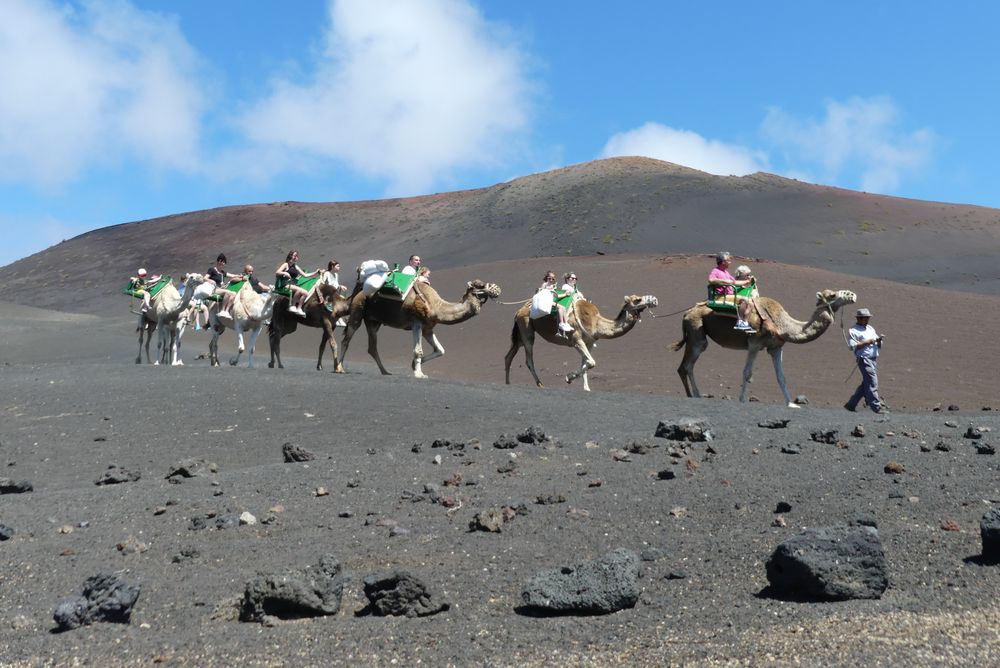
[530,289,555,320]
[191,281,216,304]
[362,273,386,297]
[359,259,389,280]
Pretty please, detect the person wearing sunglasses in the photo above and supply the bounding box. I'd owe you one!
[560,272,584,301]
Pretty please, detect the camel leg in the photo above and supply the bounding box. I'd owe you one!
[172,320,186,366]
[230,323,245,366]
[768,347,799,408]
[364,321,391,375]
[520,328,545,388]
[208,318,221,367]
[503,323,522,384]
[267,323,283,369]
[565,338,597,391]
[419,330,445,365]
[337,310,364,371]
[316,331,328,371]
[739,348,761,402]
[245,325,261,369]
[411,324,428,379]
[676,336,708,398]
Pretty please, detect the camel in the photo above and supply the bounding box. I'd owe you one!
[504,294,658,392]
[267,283,354,371]
[338,279,501,378]
[134,273,202,365]
[206,283,282,368]
[673,289,857,407]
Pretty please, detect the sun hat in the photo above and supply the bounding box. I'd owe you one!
[137,268,147,277]
[856,308,872,317]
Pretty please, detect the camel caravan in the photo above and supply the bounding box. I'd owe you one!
[125,250,857,406]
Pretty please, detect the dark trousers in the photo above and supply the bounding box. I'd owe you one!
[846,357,883,412]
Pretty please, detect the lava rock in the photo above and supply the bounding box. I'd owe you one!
[95,465,141,486]
[765,525,888,601]
[520,548,640,615]
[981,507,1000,561]
[165,458,218,480]
[775,501,793,514]
[810,429,839,444]
[781,445,802,455]
[976,444,996,455]
[517,426,549,444]
[282,442,316,462]
[655,418,713,442]
[0,478,33,494]
[0,524,14,541]
[492,434,519,449]
[758,419,791,429]
[53,573,141,631]
[361,571,449,617]
[240,554,344,623]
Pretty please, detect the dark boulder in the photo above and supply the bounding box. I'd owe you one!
[361,571,449,617]
[53,573,141,631]
[0,478,33,494]
[766,525,888,601]
[240,554,344,622]
[655,418,713,442]
[981,507,1000,561]
[521,548,639,615]
[282,442,317,462]
[95,465,140,485]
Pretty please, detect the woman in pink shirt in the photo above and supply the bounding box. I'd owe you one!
[708,251,756,332]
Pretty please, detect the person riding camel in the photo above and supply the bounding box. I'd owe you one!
[708,251,756,333]
[207,253,241,320]
[276,250,320,316]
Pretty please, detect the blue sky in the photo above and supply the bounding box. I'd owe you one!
[2,0,998,266]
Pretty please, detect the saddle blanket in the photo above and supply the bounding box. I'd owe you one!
[124,276,170,299]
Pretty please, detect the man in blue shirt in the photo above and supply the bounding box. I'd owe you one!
[844,308,887,414]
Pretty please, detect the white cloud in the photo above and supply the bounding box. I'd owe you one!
[761,96,935,193]
[233,0,534,195]
[600,122,768,176]
[0,0,205,189]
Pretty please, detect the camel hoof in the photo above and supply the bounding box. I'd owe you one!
[153,361,160,366]
[565,375,573,384]
[267,362,274,368]
[229,360,238,366]
[173,361,184,367]
[414,373,427,379]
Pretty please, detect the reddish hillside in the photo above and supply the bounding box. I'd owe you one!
[2,157,999,314]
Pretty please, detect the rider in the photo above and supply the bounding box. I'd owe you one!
[276,250,321,316]
[708,251,755,333]
[207,253,241,320]
[401,254,421,276]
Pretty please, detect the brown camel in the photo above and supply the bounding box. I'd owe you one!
[338,279,501,378]
[267,283,354,371]
[135,273,202,365]
[673,289,857,406]
[504,294,658,392]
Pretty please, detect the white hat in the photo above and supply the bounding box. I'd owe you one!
[137,268,147,277]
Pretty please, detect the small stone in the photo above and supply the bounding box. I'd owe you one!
[656,470,676,480]
[976,444,996,455]
[588,479,603,488]
[772,515,787,527]
[944,420,958,428]
[669,506,687,519]
[947,405,960,411]
[313,487,329,497]
[941,520,961,532]
[775,501,792,514]
[584,440,600,449]
[884,461,905,474]
[781,445,801,455]
[238,512,257,526]
[432,455,442,465]
[152,506,167,516]
[58,525,73,534]
[851,425,865,438]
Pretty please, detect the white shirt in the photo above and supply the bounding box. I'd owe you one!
[848,323,880,360]
[561,283,584,301]
[321,270,341,289]
[401,265,417,276]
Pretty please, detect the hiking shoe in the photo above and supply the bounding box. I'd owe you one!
[734,320,749,330]
[194,323,201,331]
[141,305,149,313]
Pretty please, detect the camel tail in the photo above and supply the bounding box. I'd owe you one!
[509,322,520,347]
[672,334,687,352]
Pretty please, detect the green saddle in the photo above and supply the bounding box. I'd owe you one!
[123,275,171,299]
[274,275,320,298]
[376,271,416,301]
[707,279,756,311]
[226,279,247,293]
[554,289,576,309]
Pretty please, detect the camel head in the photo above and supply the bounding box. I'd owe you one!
[815,289,857,312]
[180,272,205,285]
[623,294,658,315]
[466,280,502,304]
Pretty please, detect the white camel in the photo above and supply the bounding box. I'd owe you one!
[135,273,203,366]
[207,283,280,368]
